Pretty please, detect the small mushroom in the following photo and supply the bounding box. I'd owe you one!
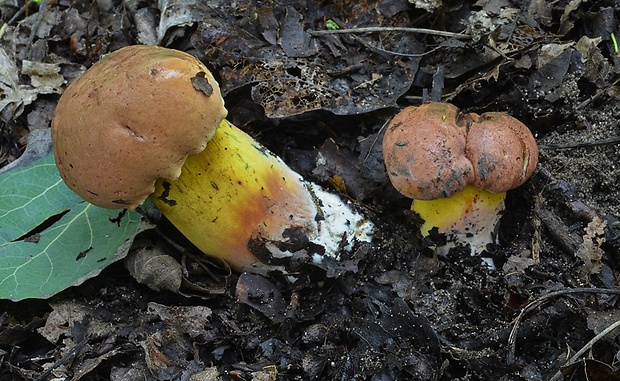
[52,45,372,274]
[382,102,538,256]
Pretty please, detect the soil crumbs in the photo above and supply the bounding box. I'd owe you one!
[2,0,620,380]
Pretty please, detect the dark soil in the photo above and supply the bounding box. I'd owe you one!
[2,0,620,380]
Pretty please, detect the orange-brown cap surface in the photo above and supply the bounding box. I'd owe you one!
[382,102,538,200]
[466,112,538,193]
[52,45,227,209]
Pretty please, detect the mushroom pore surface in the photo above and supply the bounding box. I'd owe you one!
[382,102,538,199]
[52,45,228,209]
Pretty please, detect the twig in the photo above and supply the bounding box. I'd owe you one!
[576,78,620,110]
[350,34,441,57]
[507,287,620,365]
[547,318,620,381]
[0,23,7,40]
[308,27,471,40]
[8,5,26,25]
[538,135,620,150]
[430,65,445,102]
[33,336,90,381]
[361,118,390,166]
[0,312,7,330]
[28,0,49,45]
[0,2,27,39]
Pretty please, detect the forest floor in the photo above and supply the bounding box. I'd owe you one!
[2,0,620,380]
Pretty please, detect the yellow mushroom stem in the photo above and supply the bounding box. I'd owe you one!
[150,119,373,275]
[412,185,506,255]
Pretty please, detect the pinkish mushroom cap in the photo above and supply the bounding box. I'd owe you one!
[382,102,538,200]
[466,112,538,193]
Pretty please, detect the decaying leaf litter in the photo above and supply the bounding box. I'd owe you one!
[1,0,620,379]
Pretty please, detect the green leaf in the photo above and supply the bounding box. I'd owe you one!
[325,19,340,30]
[0,153,145,301]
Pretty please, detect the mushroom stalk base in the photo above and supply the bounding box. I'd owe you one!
[412,185,505,256]
[150,120,373,275]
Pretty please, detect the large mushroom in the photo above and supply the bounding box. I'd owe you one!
[382,102,538,256]
[52,45,372,274]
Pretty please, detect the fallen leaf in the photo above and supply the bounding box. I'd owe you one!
[148,302,212,339]
[236,273,286,322]
[0,154,148,300]
[126,245,183,293]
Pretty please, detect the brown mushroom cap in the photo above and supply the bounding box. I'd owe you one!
[382,102,538,200]
[52,45,227,209]
[466,112,538,193]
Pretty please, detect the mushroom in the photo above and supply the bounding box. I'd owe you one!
[52,45,372,275]
[382,102,538,256]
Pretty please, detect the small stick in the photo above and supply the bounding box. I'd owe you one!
[308,26,471,40]
[507,287,620,365]
[538,135,620,150]
[28,0,49,45]
[547,318,620,381]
